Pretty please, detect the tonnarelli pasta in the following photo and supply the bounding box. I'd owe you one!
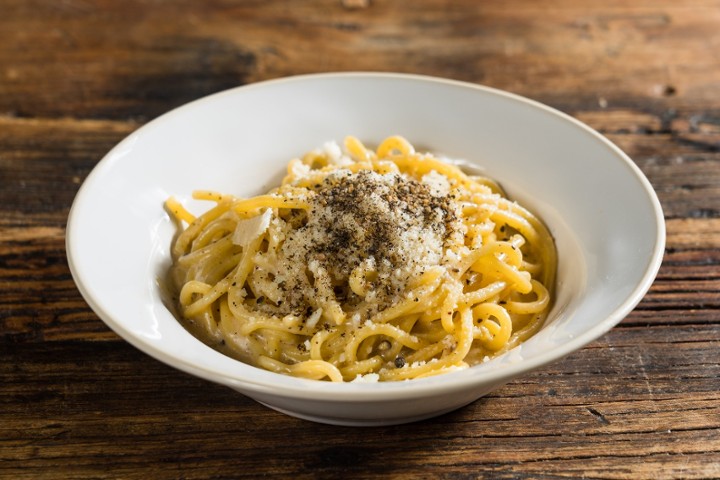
[165,136,556,382]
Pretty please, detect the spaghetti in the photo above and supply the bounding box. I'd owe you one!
[165,136,556,382]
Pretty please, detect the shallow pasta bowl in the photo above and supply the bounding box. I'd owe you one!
[66,72,665,426]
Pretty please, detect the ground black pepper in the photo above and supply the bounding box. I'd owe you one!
[274,168,458,314]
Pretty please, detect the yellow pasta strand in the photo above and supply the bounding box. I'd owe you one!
[166,135,556,382]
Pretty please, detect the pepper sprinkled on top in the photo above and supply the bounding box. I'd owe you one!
[275,168,458,315]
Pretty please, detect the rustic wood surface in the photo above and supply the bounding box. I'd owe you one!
[2,1,719,478]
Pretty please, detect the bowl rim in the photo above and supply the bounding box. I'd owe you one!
[66,71,666,400]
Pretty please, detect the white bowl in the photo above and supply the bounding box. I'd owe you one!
[67,73,665,426]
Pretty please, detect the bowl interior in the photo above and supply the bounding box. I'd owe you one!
[67,73,664,398]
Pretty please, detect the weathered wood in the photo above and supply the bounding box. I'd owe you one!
[1,340,718,479]
[2,0,719,478]
[2,1,720,120]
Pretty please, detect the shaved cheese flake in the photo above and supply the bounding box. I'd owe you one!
[232,208,272,246]
[323,141,353,166]
[305,308,323,330]
[289,159,311,178]
[421,170,451,196]
[351,373,380,383]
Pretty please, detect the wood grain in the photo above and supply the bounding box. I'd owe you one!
[1,0,719,478]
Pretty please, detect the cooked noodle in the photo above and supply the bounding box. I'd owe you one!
[165,135,556,382]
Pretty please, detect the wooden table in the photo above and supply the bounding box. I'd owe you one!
[2,1,719,478]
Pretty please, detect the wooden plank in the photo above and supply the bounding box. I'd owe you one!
[1,1,720,120]
[0,340,718,479]
[0,116,136,221]
[2,1,720,477]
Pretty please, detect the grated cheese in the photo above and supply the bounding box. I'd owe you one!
[232,208,272,246]
[273,169,458,317]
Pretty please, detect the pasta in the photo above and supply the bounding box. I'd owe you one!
[165,136,556,382]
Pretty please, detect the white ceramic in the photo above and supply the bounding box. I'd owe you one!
[66,73,665,426]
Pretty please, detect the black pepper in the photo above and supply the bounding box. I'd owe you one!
[267,168,459,318]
